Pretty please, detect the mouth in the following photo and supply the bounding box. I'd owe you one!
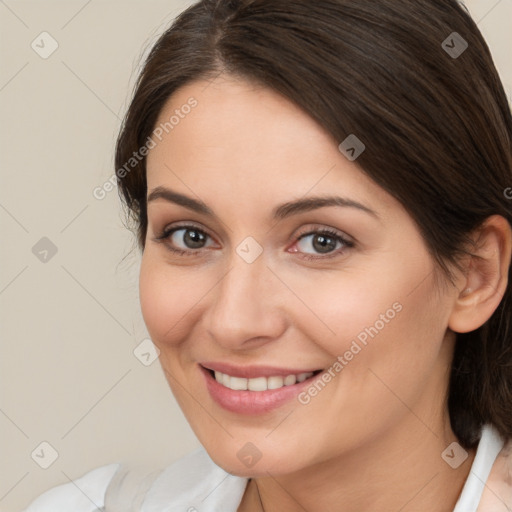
[199,363,324,414]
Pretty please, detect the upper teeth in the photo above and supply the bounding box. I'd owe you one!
[214,370,314,391]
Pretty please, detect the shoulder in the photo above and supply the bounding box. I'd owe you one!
[22,448,248,512]
[454,424,512,512]
[478,435,512,511]
[23,462,121,512]
[142,447,248,511]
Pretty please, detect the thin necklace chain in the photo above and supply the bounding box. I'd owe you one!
[253,478,266,512]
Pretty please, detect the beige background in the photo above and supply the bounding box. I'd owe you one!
[0,1,511,511]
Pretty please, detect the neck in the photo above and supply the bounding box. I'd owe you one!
[239,414,476,512]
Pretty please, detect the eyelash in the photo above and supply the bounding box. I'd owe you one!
[153,224,355,261]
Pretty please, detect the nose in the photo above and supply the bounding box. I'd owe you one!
[203,250,287,351]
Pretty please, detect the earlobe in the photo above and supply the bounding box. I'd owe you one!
[448,215,512,334]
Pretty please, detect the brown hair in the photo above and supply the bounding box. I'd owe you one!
[115,0,512,448]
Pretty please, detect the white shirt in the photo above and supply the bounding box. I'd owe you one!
[23,424,511,511]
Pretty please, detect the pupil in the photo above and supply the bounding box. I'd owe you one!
[313,234,335,253]
[185,229,205,248]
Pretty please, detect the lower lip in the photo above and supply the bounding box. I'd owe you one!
[200,365,321,415]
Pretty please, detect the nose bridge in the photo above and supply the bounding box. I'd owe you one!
[205,246,285,347]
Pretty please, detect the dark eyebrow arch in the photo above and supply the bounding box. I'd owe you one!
[147,186,379,221]
[272,195,379,220]
[147,186,214,217]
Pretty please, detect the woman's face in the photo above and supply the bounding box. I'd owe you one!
[140,74,459,476]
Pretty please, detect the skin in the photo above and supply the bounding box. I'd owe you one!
[140,74,511,511]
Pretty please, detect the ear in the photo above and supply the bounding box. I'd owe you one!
[448,215,512,334]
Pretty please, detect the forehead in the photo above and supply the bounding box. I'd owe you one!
[145,75,396,217]
[149,75,335,162]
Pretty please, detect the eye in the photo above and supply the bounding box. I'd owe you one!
[153,224,215,256]
[152,223,354,260]
[291,228,354,260]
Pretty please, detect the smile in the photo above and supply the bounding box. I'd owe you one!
[212,370,319,391]
[200,363,324,414]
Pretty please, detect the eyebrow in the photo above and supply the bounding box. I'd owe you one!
[147,186,379,221]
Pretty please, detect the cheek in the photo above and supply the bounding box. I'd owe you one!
[139,254,207,346]
[285,261,411,355]
[295,257,446,393]
[322,277,447,418]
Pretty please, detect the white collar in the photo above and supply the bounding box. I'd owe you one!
[454,423,505,511]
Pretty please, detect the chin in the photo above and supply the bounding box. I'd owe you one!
[203,442,303,477]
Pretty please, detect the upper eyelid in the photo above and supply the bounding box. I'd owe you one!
[157,222,349,237]
[159,222,216,241]
[296,225,352,240]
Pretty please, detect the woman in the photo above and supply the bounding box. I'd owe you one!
[24,0,512,510]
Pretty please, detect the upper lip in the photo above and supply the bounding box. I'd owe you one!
[200,362,323,379]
